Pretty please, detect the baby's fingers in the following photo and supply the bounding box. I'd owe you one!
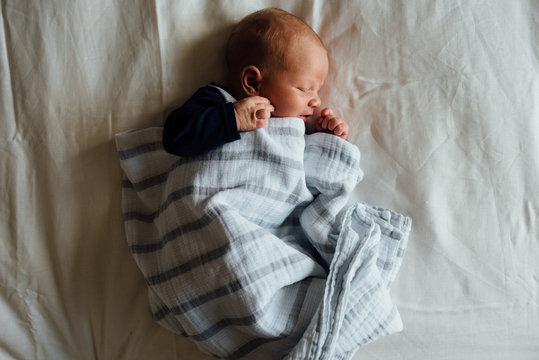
[255,103,274,119]
[320,107,334,118]
[255,108,271,121]
[316,114,349,139]
[317,115,336,131]
[327,116,344,131]
[333,123,349,139]
[255,118,267,129]
[251,96,271,105]
[315,116,326,131]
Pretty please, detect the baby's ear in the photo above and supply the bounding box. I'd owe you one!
[240,66,262,96]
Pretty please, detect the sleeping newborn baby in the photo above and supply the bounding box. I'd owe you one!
[116,8,412,360]
[162,8,348,156]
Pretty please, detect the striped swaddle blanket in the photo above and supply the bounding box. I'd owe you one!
[115,118,411,359]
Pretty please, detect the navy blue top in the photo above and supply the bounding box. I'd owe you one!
[162,85,240,156]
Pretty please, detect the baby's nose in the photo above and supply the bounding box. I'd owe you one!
[309,94,321,108]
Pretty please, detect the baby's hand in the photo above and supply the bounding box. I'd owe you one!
[315,107,349,139]
[233,96,274,132]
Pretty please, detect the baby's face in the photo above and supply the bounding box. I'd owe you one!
[259,39,328,122]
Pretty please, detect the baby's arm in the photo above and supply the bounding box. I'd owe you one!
[315,107,349,140]
[163,86,275,157]
[233,96,274,131]
[163,86,240,156]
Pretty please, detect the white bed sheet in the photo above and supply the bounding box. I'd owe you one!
[1,0,538,359]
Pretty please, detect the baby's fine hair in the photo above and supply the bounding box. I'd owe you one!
[226,8,324,77]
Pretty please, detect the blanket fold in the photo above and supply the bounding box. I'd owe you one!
[116,118,411,360]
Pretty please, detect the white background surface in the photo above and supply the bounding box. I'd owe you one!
[1,0,537,359]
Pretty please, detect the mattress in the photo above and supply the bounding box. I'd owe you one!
[1,0,537,359]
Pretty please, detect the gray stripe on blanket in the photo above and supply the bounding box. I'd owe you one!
[338,280,391,349]
[172,280,314,348]
[145,224,322,290]
[152,253,308,319]
[224,278,313,359]
[123,185,195,222]
[190,311,261,341]
[310,237,336,255]
[130,207,310,258]
[123,149,304,191]
[145,228,267,285]
[129,206,225,253]
[305,144,359,168]
[123,183,309,223]
[356,306,399,347]
[227,337,280,360]
[118,141,162,159]
[353,212,411,239]
[305,200,338,255]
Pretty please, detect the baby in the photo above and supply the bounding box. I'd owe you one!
[118,8,412,358]
[163,8,349,156]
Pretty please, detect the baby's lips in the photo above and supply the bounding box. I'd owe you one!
[301,113,313,122]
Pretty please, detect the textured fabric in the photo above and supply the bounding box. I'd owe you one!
[116,120,411,359]
[3,2,538,359]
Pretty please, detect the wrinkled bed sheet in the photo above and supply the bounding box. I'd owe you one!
[1,1,538,359]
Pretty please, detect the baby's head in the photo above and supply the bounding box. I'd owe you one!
[226,8,328,121]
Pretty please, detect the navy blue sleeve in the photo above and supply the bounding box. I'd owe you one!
[162,86,240,156]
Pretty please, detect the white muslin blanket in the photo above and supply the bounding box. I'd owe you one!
[115,118,411,359]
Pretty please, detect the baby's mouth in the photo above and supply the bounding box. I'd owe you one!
[300,114,312,122]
